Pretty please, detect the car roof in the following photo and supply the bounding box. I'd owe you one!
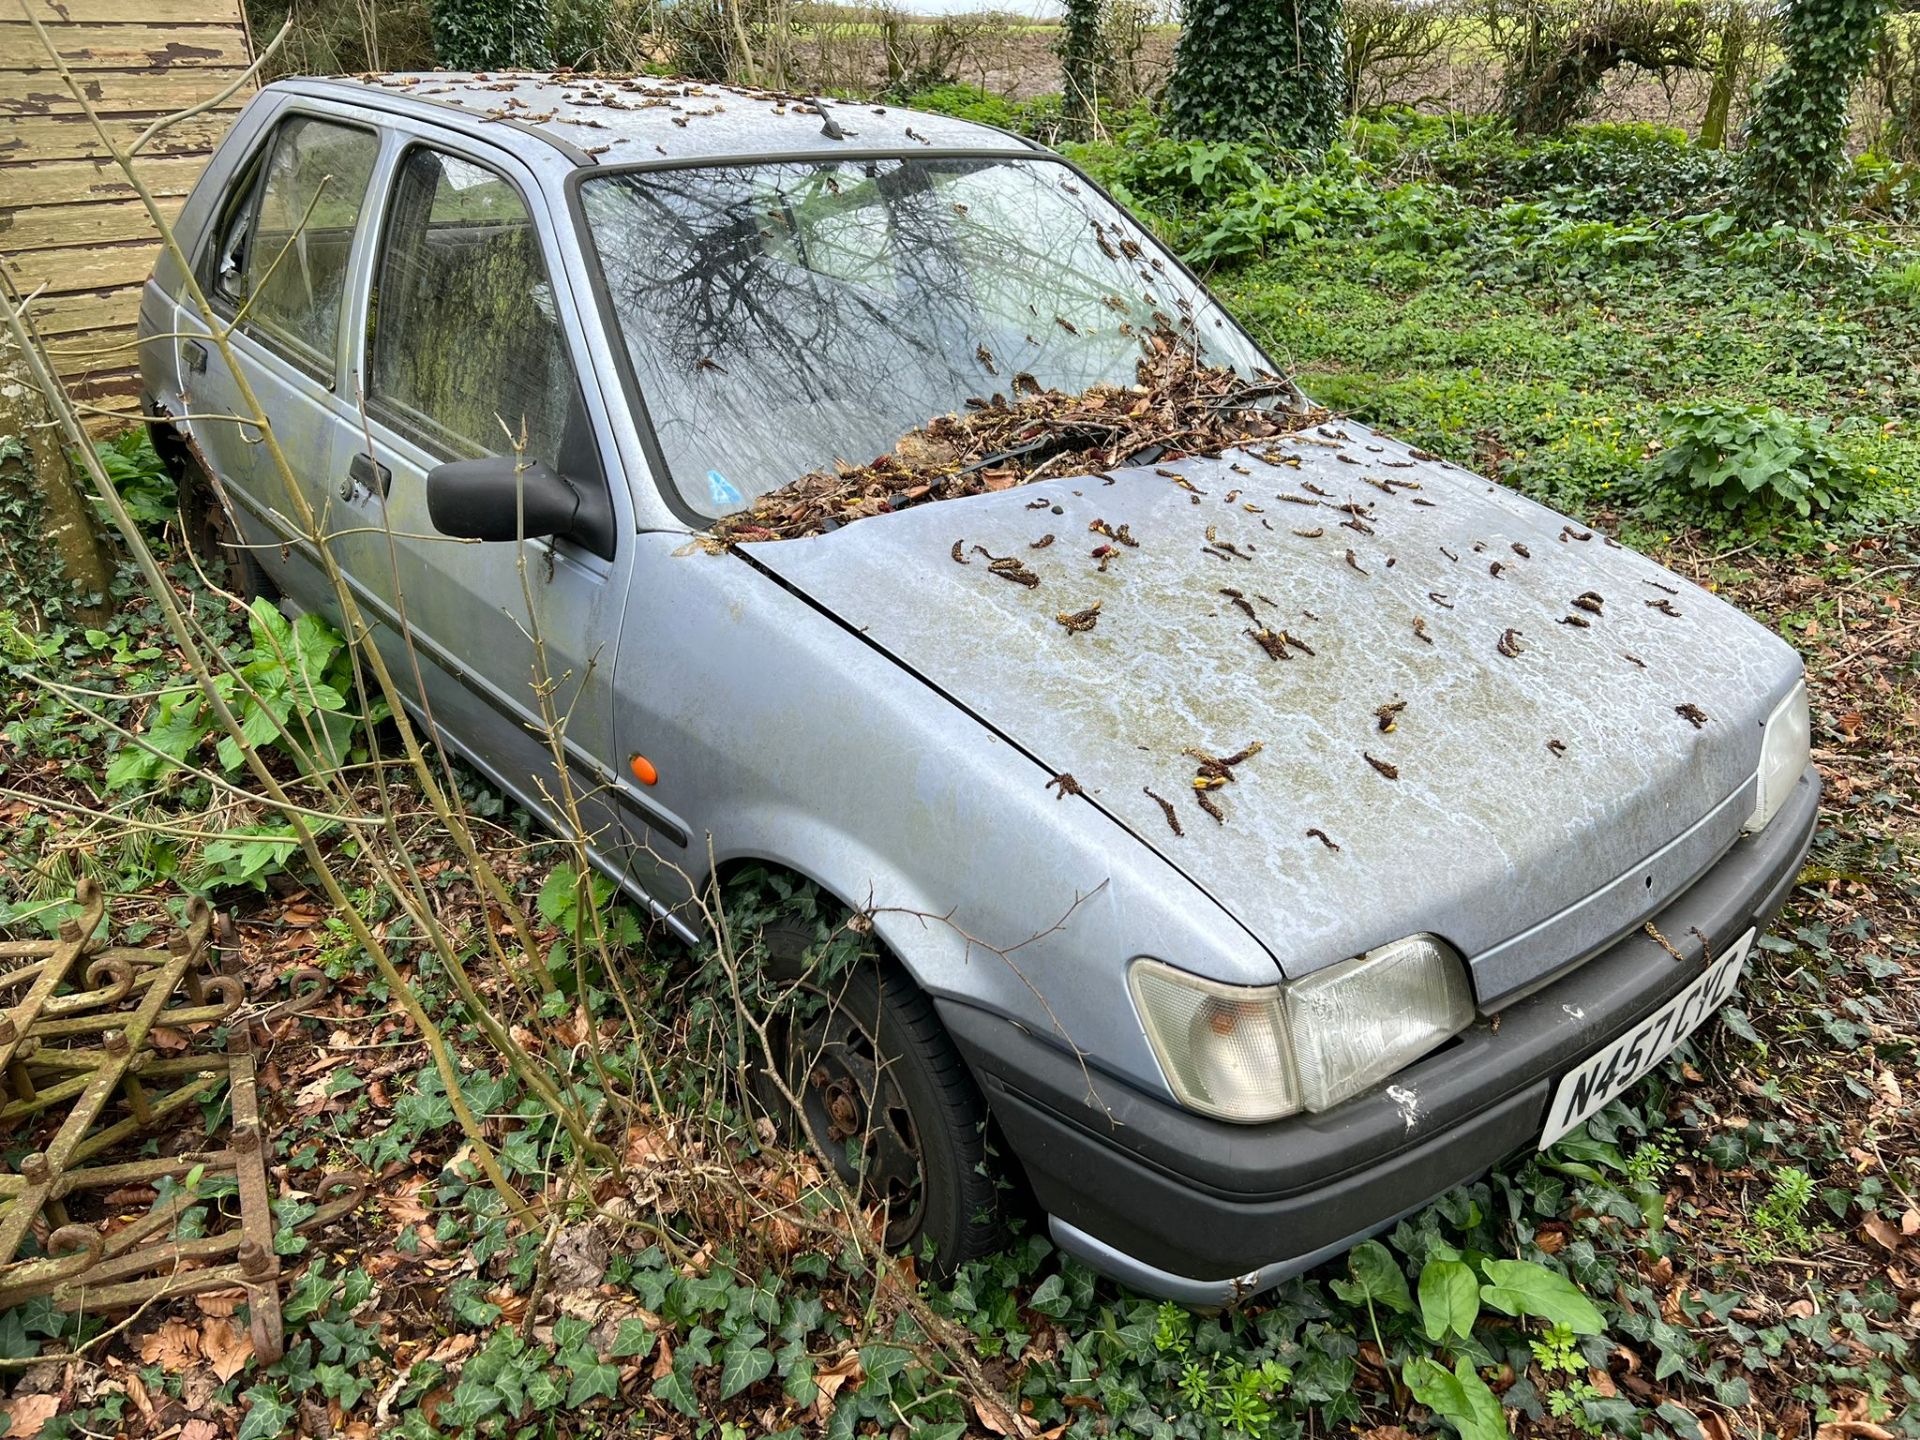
[286,72,1038,169]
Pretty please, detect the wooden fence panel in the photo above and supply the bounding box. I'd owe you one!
[0,0,253,417]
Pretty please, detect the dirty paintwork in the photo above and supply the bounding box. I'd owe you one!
[348,72,1030,166]
[137,77,1815,1300]
[750,422,1801,1001]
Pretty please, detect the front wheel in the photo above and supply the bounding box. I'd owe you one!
[758,922,1004,1277]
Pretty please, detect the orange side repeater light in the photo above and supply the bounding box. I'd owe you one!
[629,754,658,786]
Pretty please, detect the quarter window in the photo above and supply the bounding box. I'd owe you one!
[367,147,579,464]
[215,115,379,369]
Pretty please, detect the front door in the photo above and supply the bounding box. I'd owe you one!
[326,139,632,853]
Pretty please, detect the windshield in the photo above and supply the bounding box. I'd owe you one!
[580,156,1272,519]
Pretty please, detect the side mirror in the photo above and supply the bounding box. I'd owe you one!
[427,456,580,545]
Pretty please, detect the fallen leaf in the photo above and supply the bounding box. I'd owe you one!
[973,1392,1033,1437]
[124,1371,155,1422]
[650,1332,674,1382]
[384,1176,432,1225]
[1862,1214,1903,1252]
[813,1348,863,1418]
[202,1317,254,1382]
[181,1420,221,1440]
[137,1317,201,1369]
[194,1288,244,1318]
[429,1333,479,1365]
[0,1395,60,1440]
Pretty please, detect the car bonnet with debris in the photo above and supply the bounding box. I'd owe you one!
[138,72,1819,1305]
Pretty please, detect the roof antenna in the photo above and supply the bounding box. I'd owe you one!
[814,97,845,141]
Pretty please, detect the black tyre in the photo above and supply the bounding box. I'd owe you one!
[758,919,1004,1277]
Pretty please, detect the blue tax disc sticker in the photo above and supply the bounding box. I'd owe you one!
[707,469,743,508]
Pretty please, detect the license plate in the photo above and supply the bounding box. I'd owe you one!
[1539,927,1757,1150]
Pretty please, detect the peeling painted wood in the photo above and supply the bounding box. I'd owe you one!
[42,331,141,377]
[13,284,144,340]
[0,112,237,163]
[15,0,242,22]
[0,23,251,70]
[0,68,253,117]
[2,0,250,411]
[0,197,180,253]
[0,153,210,206]
[3,238,158,293]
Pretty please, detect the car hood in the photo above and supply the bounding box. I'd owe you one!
[743,421,1801,1000]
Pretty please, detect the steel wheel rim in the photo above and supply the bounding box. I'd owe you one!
[793,1000,927,1249]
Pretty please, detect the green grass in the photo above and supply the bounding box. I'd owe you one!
[1056,110,1920,543]
[11,99,1920,1440]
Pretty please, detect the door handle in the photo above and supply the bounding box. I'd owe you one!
[181,339,207,374]
[342,450,391,501]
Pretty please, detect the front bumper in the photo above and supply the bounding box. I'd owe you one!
[941,767,1820,1305]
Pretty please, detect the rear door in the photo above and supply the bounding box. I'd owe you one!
[180,110,383,604]
[329,136,634,848]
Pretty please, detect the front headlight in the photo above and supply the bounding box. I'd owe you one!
[1745,678,1810,833]
[1129,936,1474,1124]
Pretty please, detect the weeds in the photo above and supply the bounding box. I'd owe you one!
[2,55,1916,1440]
[1646,400,1873,520]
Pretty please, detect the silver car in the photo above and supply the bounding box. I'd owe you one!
[139,73,1818,1305]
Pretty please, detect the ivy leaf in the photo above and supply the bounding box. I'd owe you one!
[565,1359,620,1408]
[0,1309,34,1361]
[1335,1239,1414,1314]
[652,1365,700,1418]
[783,1354,817,1407]
[718,1334,775,1399]
[609,1319,656,1360]
[235,1386,298,1440]
[858,1343,914,1386]
[1027,1272,1073,1319]
[1419,1258,1481,1341]
[1478,1258,1605,1335]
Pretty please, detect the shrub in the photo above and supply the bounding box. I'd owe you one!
[903,83,1019,131]
[1867,12,1920,161]
[430,0,551,69]
[94,430,175,530]
[1646,400,1870,519]
[105,598,380,791]
[1420,121,1736,219]
[1166,0,1347,150]
[1089,130,1274,210]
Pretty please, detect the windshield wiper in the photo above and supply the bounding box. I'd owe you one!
[954,423,1117,478]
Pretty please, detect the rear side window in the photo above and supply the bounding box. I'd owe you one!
[367,147,579,464]
[208,115,380,371]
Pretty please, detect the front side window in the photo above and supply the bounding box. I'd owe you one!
[580,156,1271,519]
[224,115,379,368]
[368,147,579,464]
